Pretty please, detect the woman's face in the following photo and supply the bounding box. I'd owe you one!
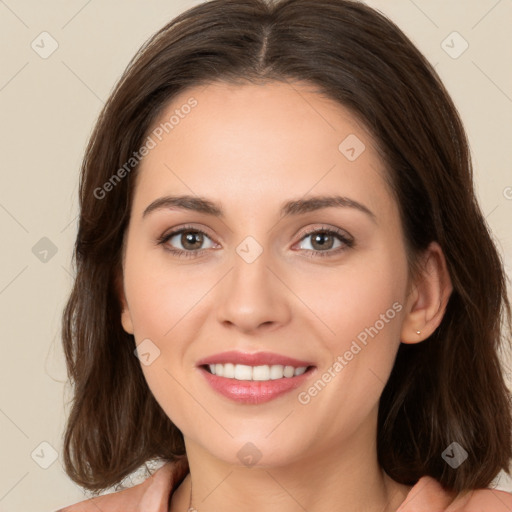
[120,80,416,467]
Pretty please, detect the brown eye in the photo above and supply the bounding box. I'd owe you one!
[180,231,205,250]
[309,232,337,250]
[158,227,217,258]
[296,228,354,258]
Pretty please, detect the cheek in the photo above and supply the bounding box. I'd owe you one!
[123,248,198,428]
[298,251,407,353]
[293,260,406,439]
[137,355,193,437]
[123,244,212,339]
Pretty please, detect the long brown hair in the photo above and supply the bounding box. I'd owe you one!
[61,0,512,495]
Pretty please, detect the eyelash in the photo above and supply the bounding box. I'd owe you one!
[156,224,355,259]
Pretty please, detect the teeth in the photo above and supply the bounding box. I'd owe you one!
[234,364,253,380]
[253,365,270,381]
[283,365,294,378]
[207,363,308,381]
[270,364,284,379]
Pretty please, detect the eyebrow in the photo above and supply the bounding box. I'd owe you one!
[142,194,376,223]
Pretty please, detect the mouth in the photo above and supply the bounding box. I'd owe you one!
[196,351,317,404]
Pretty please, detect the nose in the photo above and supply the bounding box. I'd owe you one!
[215,249,292,334]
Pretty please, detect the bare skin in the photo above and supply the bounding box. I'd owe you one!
[119,80,453,512]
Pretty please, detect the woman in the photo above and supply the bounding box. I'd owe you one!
[57,0,512,510]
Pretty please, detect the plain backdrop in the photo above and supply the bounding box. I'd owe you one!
[0,1,511,510]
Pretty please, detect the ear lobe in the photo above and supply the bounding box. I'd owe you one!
[115,269,134,335]
[121,304,134,335]
[400,241,453,344]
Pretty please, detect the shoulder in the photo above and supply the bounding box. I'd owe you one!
[446,483,512,512]
[398,475,512,512]
[56,460,188,512]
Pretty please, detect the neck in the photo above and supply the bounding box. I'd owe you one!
[170,408,411,512]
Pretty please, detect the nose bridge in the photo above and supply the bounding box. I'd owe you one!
[215,235,290,331]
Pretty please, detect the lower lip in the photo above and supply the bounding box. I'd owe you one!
[199,366,315,404]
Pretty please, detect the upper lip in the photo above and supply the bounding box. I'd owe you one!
[196,351,315,368]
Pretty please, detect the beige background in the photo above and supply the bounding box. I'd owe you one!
[0,0,511,510]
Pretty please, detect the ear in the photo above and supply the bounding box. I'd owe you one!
[115,269,134,335]
[400,241,453,344]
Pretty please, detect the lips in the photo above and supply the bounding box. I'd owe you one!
[196,350,314,368]
[196,351,316,404]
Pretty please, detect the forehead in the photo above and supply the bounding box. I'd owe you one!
[133,80,395,222]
